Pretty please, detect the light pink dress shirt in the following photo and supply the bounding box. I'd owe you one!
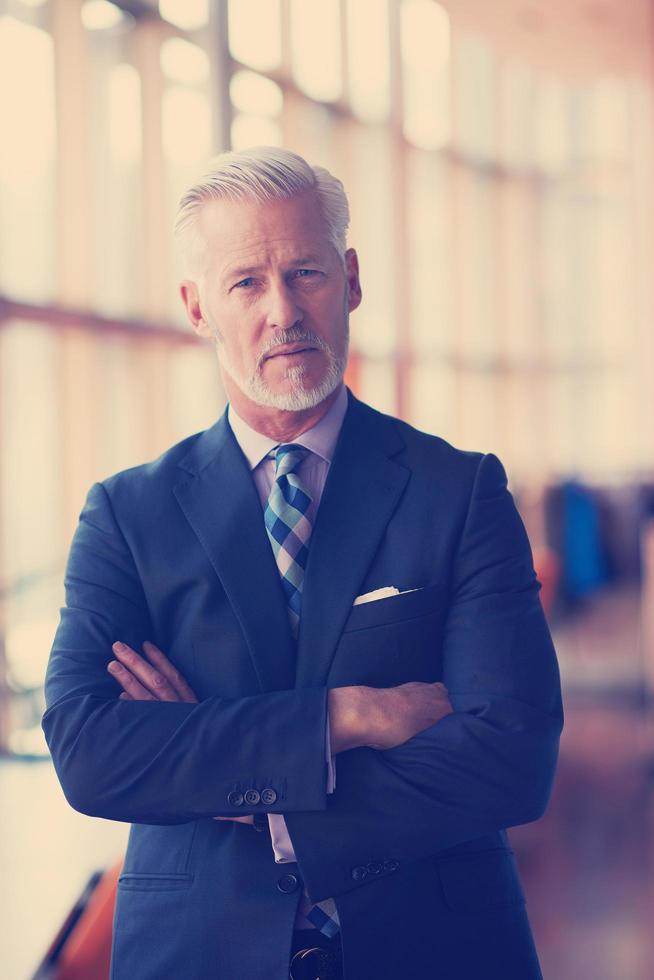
[226,383,348,863]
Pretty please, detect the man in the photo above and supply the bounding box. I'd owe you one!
[43,147,563,980]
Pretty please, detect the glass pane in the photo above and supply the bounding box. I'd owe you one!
[290,0,341,102]
[160,37,210,86]
[347,128,395,357]
[498,182,536,359]
[162,86,212,167]
[407,362,457,443]
[228,0,281,71]
[280,90,335,165]
[169,344,225,442]
[458,371,498,453]
[230,70,283,117]
[502,373,544,478]
[0,322,63,669]
[81,1,129,31]
[231,113,282,150]
[89,53,142,316]
[499,60,536,170]
[454,170,497,358]
[534,74,569,173]
[0,16,56,301]
[406,149,453,354]
[452,33,496,161]
[401,0,450,150]
[544,374,581,476]
[159,0,209,31]
[580,76,630,163]
[346,0,390,122]
[356,359,397,417]
[568,371,630,477]
[163,85,212,317]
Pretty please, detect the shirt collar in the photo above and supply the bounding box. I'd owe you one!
[227,384,349,472]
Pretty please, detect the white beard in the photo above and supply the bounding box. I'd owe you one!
[212,321,349,412]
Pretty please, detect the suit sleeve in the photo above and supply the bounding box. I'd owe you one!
[42,481,329,825]
[285,452,564,901]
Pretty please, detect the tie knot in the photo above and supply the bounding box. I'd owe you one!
[272,443,309,477]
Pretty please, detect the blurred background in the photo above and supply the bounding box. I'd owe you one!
[1,0,654,977]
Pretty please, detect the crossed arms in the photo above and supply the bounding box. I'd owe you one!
[42,452,563,898]
[106,637,455,825]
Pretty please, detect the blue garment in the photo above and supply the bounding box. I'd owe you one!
[561,480,609,600]
[42,389,563,980]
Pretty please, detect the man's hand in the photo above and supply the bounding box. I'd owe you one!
[108,641,253,825]
[108,640,199,703]
[329,682,453,754]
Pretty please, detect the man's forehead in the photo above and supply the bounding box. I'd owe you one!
[195,193,335,272]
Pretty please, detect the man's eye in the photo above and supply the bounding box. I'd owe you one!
[234,277,255,289]
[293,269,318,279]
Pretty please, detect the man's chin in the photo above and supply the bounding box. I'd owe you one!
[219,351,346,412]
[249,379,340,412]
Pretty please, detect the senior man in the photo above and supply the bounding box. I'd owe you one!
[43,147,563,980]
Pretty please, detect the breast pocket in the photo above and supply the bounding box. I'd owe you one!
[329,583,448,688]
[342,583,447,633]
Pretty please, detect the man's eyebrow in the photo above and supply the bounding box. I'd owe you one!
[223,256,326,283]
[292,255,325,267]
[223,264,264,283]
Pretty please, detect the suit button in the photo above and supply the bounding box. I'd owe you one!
[261,788,277,805]
[244,789,260,805]
[277,873,301,894]
[227,791,244,807]
[351,866,368,882]
[383,859,400,873]
[366,861,383,876]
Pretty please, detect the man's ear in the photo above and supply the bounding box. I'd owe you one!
[344,248,362,313]
[180,281,213,340]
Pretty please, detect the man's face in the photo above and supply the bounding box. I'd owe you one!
[180,190,362,412]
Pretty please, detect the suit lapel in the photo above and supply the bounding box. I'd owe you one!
[295,393,410,689]
[173,412,296,693]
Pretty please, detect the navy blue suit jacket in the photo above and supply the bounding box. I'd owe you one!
[43,390,563,979]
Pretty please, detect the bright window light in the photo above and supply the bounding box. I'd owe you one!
[0,16,56,300]
[109,63,141,167]
[401,0,451,149]
[231,114,282,151]
[401,0,450,70]
[81,0,125,31]
[160,37,210,86]
[346,0,390,122]
[230,70,282,117]
[228,0,281,71]
[159,0,209,32]
[162,87,211,165]
[290,0,341,102]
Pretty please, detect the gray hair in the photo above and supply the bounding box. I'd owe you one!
[174,146,350,275]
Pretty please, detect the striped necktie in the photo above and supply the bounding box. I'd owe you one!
[263,443,341,938]
[264,443,313,639]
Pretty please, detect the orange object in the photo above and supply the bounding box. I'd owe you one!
[54,861,122,980]
[532,546,560,619]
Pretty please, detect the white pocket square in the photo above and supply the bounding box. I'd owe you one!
[353,586,422,606]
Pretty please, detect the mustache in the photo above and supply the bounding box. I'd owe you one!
[257,326,328,366]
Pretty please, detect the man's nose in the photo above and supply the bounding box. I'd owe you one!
[264,279,303,331]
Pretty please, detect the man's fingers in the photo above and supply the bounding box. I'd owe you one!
[111,642,179,701]
[108,660,156,700]
[141,640,199,703]
[118,692,132,701]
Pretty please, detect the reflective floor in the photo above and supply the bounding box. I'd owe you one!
[1,588,652,980]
